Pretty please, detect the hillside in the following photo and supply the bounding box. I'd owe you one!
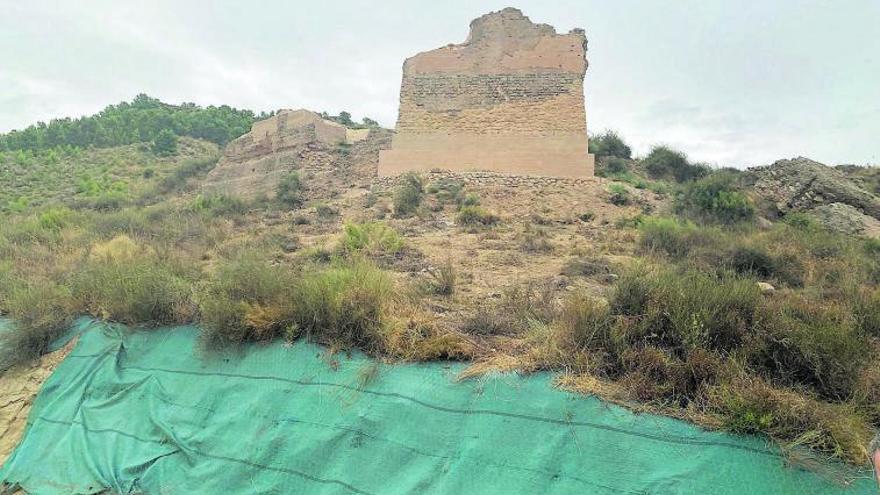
[1,102,880,487]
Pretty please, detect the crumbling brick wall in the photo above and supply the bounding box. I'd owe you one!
[378,8,595,178]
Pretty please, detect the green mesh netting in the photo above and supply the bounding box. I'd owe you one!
[0,320,875,494]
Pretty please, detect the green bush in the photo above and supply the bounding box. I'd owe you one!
[675,173,754,224]
[393,172,423,217]
[277,171,304,207]
[725,244,802,286]
[151,129,178,156]
[340,222,403,257]
[642,145,708,183]
[456,206,499,227]
[589,130,632,159]
[711,377,872,464]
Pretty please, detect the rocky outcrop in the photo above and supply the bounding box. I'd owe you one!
[747,157,880,236]
[203,109,377,199]
[378,8,594,178]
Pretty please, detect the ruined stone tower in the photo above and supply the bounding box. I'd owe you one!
[378,7,594,178]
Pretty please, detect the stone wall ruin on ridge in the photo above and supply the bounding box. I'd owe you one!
[378,7,595,178]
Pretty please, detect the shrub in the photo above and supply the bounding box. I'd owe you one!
[0,282,72,370]
[675,173,754,224]
[782,212,820,231]
[561,257,612,277]
[277,171,304,207]
[314,202,337,220]
[603,157,629,175]
[460,283,557,336]
[589,130,632,159]
[393,172,423,217]
[37,207,75,231]
[852,288,880,337]
[198,253,296,349]
[459,193,480,209]
[607,184,630,206]
[191,194,248,216]
[642,145,708,183]
[456,206,499,227]
[752,295,869,400]
[611,267,760,352]
[426,179,465,205]
[292,261,393,351]
[340,222,403,257]
[724,244,802,286]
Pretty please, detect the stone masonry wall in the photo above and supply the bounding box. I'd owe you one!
[378,8,594,178]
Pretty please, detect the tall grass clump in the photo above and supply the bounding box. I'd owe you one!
[339,222,403,258]
[198,252,297,349]
[292,261,393,351]
[638,217,717,259]
[69,235,193,325]
[0,281,73,370]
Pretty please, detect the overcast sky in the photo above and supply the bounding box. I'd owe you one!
[2,1,878,167]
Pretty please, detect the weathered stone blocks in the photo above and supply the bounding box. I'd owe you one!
[378,7,595,178]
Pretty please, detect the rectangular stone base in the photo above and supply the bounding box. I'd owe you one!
[377,133,594,178]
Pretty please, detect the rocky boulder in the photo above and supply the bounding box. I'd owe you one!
[747,157,880,235]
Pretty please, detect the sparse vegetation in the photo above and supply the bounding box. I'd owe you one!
[1,104,879,470]
[607,183,631,206]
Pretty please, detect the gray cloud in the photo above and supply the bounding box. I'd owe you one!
[2,0,878,167]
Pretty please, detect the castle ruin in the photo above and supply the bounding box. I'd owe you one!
[378,8,595,178]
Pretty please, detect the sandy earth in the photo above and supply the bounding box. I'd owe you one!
[0,338,77,468]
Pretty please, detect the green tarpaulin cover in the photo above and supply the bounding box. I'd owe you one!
[1,320,875,494]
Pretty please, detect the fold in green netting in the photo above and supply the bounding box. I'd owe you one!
[1,320,875,494]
